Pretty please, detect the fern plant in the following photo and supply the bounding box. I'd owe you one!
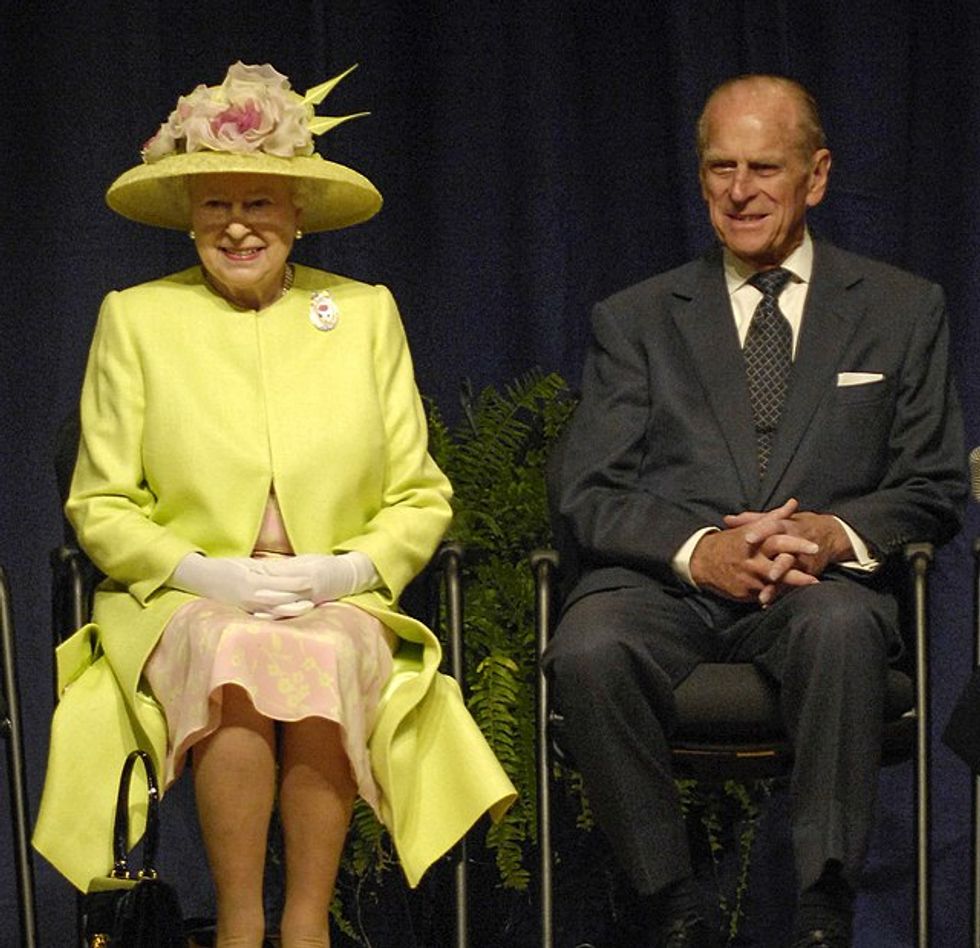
[678,777,771,944]
[429,370,770,942]
[333,368,768,945]
[427,369,577,889]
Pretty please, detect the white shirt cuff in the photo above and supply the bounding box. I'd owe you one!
[833,517,879,573]
[671,527,720,588]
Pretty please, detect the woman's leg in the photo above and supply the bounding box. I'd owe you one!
[278,718,356,948]
[193,684,276,948]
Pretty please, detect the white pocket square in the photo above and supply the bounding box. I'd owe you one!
[837,371,884,387]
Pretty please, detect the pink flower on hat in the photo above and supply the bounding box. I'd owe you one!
[215,100,263,135]
[141,125,179,162]
[141,62,314,162]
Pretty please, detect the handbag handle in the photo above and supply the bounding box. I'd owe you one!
[110,749,161,881]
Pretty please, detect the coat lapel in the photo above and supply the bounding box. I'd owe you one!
[756,241,865,506]
[671,252,759,504]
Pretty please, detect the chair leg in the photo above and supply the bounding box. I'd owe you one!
[907,544,932,948]
[440,543,469,948]
[537,670,555,948]
[974,766,980,948]
[532,550,559,948]
[972,538,980,948]
[1,568,39,948]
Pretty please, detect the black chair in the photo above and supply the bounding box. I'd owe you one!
[1,565,40,948]
[532,543,934,948]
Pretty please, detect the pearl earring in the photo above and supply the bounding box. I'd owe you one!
[295,228,304,240]
[188,230,196,240]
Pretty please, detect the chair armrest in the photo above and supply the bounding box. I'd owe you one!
[903,542,933,689]
[49,545,99,639]
[0,566,14,728]
[434,541,466,689]
[902,545,934,938]
[49,545,102,703]
[530,548,560,654]
[903,541,935,569]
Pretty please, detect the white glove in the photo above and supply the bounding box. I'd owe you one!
[169,554,314,616]
[247,552,379,618]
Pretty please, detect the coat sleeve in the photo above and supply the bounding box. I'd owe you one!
[334,285,452,604]
[66,291,201,604]
[559,298,705,575]
[830,282,966,555]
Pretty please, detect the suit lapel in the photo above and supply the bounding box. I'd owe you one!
[756,241,865,506]
[670,252,759,504]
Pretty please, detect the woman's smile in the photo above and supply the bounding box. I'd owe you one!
[188,173,300,310]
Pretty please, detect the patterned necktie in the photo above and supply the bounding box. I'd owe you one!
[743,267,793,476]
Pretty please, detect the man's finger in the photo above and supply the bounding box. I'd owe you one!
[743,516,797,545]
[760,534,820,557]
[767,552,797,583]
[780,569,820,588]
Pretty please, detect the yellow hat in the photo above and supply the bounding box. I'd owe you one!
[106,62,382,233]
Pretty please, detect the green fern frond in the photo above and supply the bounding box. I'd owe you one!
[468,653,523,756]
[427,371,578,889]
[344,798,391,879]
[486,810,533,890]
[564,767,594,831]
[328,889,361,943]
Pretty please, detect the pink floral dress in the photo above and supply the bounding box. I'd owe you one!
[143,493,396,812]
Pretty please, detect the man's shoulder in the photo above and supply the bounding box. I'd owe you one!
[812,240,940,297]
[598,249,722,312]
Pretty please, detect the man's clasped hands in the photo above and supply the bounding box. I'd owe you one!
[690,497,855,606]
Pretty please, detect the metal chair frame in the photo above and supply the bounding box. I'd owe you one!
[971,536,980,948]
[533,544,933,948]
[1,566,39,947]
[437,541,470,948]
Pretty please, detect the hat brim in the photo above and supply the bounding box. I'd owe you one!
[105,151,382,233]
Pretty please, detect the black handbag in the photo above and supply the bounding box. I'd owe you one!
[81,749,185,947]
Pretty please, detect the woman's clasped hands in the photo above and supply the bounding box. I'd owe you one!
[170,551,378,619]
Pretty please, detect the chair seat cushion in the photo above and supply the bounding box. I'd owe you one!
[672,662,913,742]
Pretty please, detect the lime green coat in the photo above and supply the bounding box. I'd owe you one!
[33,265,516,891]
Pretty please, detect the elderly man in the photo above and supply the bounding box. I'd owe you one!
[543,75,966,948]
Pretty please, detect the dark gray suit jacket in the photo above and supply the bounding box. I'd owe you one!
[559,239,967,606]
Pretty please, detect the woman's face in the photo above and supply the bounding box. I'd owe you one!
[188,173,301,310]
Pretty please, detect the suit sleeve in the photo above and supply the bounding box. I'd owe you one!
[66,293,202,603]
[830,282,966,555]
[334,286,452,603]
[560,299,706,576]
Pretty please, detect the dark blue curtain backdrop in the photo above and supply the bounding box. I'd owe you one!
[2,2,979,945]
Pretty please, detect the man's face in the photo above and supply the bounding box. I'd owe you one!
[699,83,830,269]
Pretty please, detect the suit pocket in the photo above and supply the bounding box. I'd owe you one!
[832,377,893,407]
[803,381,896,497]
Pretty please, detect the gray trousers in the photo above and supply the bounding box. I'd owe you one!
[541,572,897,897]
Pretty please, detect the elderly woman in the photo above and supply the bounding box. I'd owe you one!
[35,63,515,948]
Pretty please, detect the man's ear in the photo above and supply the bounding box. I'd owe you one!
[806,148,832,208]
